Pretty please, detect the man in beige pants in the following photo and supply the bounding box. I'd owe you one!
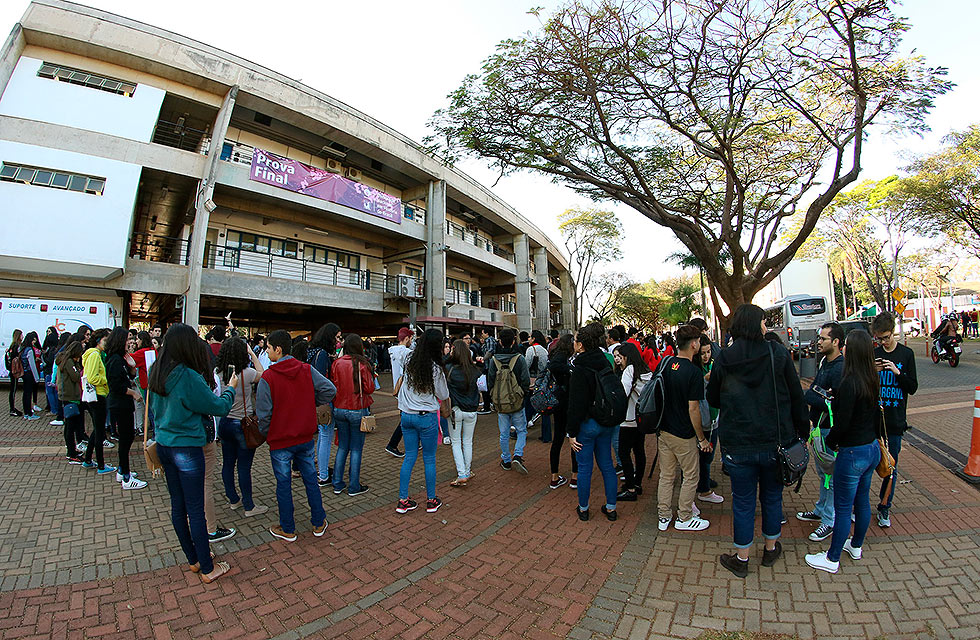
[656,324,713,532]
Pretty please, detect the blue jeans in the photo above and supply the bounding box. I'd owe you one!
[611,423,622,467]
[498,410,527,463]
[316,421,334,482]
[878,434,902,511]
[44,374,61,419]
[333,408,368,493]
[399,411,438,500]
[157,445,212,574]
[814,428,835,526]
[724,450,783,549]
[574,418,618,511]
[829,441,880,562]
[218,417,256,510]
[269,439,325,534]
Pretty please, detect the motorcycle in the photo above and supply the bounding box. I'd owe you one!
[931,337,961,368]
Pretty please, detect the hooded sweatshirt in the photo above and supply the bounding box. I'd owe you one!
[148,364,235,447]
[82,347,108,396]
[255,355,336,451]
[706,339,808,455]
[565,348,614,437]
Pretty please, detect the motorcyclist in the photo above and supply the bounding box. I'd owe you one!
[932,314,960,356]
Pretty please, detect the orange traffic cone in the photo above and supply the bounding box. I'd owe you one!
[956,386,980,484]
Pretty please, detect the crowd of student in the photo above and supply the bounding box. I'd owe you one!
[2,305,915,582]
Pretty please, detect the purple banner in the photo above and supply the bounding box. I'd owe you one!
[249,148,401,224]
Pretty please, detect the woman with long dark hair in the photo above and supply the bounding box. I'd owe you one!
[216,337,266,515]
[613,342,652,501]
[56,341,85,463]
[395,328,450,514]
[106,327,146,489]
[19,331,43,420]
[41,327,62,421]
[446,339,479,486]
[708,304,808,578]
[6,329,23,416]
[329,333,375,496]
[148,323,236,583]
[805,330,883,573]
[309,322,341,486]
[547,334,577,490]
[82,329,114,472]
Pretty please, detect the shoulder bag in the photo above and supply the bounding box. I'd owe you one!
[143,391,163,477]
[875,405,896,479]
[239,371,266,449]
[770,343,808,491]
[357,363,377,433]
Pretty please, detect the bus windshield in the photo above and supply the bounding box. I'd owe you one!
[789,298,826,316]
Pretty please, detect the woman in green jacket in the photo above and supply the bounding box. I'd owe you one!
[82,329,114,474]
[56,341,85,462]
[148,323,236,583]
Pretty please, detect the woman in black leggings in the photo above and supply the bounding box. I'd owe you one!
[7,329,23,416]
[106,327,146,488]
[547,334,577,489]
[613,343,652,500]
[56,342,85,461]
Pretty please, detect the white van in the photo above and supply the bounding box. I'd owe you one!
[0,298,118,379]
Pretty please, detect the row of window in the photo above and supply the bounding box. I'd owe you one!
[446,277,471,293]
[224,230,361,269]
[0,162,105,195]
[37,62,137,97]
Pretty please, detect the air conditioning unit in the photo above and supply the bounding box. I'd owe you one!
[396,274,420,298]
[344,167,361,182]
[326,159,342,174]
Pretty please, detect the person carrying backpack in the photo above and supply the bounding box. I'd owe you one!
[567,323,625,522]
[6,329,24,416]
[613,342,652,501]
[487,329,531,474]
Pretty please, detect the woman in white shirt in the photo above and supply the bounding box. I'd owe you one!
[395,329,451,515]
[613,342,652,501]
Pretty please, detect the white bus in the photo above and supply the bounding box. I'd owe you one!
[1,298,118,380]
[763,294,833,355]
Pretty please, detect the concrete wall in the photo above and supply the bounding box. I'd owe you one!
[0,55,164,143]
[0,139,140,279]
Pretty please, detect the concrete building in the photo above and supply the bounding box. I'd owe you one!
[0,0,574,336]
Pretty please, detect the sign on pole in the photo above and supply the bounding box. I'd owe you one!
[895,302,906,314]
[892,287,906,302]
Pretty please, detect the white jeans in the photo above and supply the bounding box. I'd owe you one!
[450,407,478,479]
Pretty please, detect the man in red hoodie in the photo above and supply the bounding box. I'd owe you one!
[256,330,336,542]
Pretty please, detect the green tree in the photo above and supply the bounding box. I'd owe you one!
[901,126,980,259]
[644,275,701,327]
[428,0,951,325]
[557,207,624,325]
[612,285,666,333]
[590,271,635,322]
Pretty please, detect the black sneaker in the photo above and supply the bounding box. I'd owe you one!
[500,460,512,471]
[569,478,578,489]
[761,541,782,567]
[385,446,404,458]
[575,506,589,521]
[601,505,617,521]
[614,464,624,478]
[720,553,749,578]
[318,478,331,487]
[66,456,83,465]
[348,486,370,497]
[796,510,821,522]
[550,475,567,490]
[208,527,236,543]
[426,497,442,513]
[635,486,643,495]
[616,488,638,501]
[396,499,418,514]
[511,455,528,474]
[9,409,23,417]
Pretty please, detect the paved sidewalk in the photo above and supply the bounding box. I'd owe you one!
[0,379,978,639]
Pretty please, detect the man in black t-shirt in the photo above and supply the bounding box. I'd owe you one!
[657,325,712,532]
[871,312,918,528]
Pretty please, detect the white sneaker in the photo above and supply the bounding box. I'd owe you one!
[245,504,269,517]
[32,405,42,412]
[102,439,115,449]
[115,471,139,483]
[50,419,64,426]
[442,436,451,445]
[842,538,863,560]
[805,551,839,573]
[674,516,709,531]
[697,491,724,504]
[658,517,672,531]
[122,477,147,490]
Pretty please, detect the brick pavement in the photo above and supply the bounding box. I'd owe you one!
[1,368,979,640]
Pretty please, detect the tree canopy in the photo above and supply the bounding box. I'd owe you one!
[557,206,624,325]
[427,0,951,323]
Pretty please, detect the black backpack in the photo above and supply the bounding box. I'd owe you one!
[589,365,628,427]
[635,356,673,434]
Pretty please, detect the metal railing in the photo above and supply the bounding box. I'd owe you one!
[152,120,211,154]
[484,297,517,314]
[446,288,482,307]
[129,233,192,265]
[445,219,513,260]
[212,246,388,291]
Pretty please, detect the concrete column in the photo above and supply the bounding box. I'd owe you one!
[560,270,576,331]
[513,234,532,332]
[425,180,447,316]
[184,85,238,328]
[533,247,550,332]
[0,23,26,100]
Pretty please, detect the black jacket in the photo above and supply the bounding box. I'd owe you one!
[565,348,612,437]
[804,354,844,427]
[105,353,135,413]
[825,377,881,450]
[706,339,808,455]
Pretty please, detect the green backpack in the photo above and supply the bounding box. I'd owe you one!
[491,355,525,414]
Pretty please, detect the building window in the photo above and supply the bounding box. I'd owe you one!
[404,266,423,279]
[0,162,105,195]
[446,277,470,293]
[36,62,137,97]
[225,230,297,258]
[304,243,361,270]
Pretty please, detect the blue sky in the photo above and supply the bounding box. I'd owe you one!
[1,0,976,282]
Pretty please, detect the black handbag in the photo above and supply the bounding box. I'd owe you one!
[769,343,808,492]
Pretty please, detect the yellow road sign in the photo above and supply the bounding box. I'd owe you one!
[895,302,906,314]
[892,287,906,301]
